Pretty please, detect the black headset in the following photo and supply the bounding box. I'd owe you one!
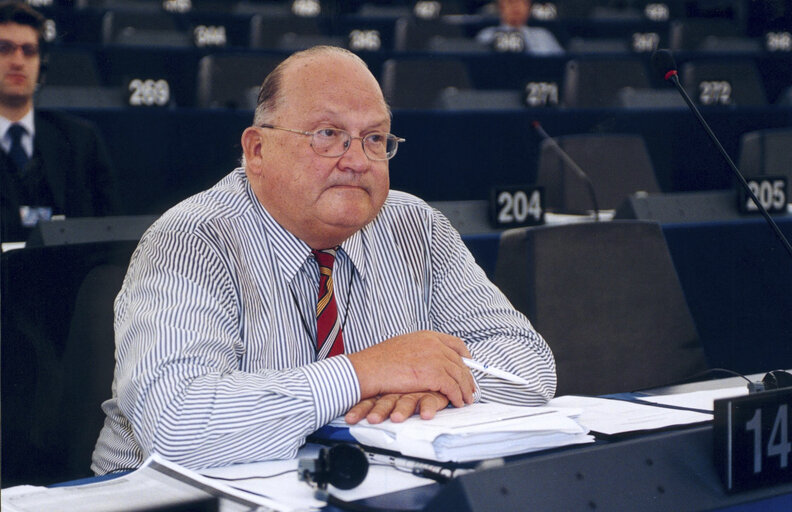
[298,443,369,491]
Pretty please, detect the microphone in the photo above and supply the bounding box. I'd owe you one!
[532,121,601,221]
[652,49,792,259]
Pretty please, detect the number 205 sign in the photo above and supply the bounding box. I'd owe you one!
[714,388,792,492]
[489,186,544,229]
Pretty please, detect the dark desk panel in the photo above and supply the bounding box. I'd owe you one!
[662,216,792,374]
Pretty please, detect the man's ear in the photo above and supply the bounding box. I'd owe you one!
[241,127,265,174]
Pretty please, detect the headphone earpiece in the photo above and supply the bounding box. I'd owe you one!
[298,443,369,491]
[762,370,792,390]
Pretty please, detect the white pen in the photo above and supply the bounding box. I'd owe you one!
[462,357,532,386]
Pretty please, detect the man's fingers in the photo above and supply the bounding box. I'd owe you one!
[365,394,400,424]
[417,392,448,420]
[344,397,378,424]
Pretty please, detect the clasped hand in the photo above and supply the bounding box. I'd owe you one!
[345,331,475,424]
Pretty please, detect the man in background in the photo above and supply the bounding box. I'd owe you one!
[477,0,564,54]
[0,1,117,243]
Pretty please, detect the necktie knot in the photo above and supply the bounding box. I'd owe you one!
[7,123,29,173]
[312,248,337,269]
[8,123,26,143]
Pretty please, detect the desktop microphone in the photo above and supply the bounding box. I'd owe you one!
[651,49,792,259]
[532,121,601,221]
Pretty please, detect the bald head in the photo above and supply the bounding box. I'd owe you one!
[254,46,389,127]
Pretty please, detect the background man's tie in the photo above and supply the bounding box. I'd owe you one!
[312,248,344,359]
[7,124,29,173]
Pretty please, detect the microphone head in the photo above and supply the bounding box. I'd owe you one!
[651,49,678,81]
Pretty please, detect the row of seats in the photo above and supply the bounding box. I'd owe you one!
[67,101,792,218]
[37,46,792,110]
[38,4,791,53]
[534,128,792,213]
[39,0,763,23]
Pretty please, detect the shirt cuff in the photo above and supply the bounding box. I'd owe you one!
[299,356,361,430]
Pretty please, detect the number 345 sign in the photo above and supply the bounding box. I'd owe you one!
[714,388,792,493]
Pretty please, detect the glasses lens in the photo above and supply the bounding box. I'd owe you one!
[311,128,349,157]
[21,44,39,57]
[0,41,38,57]
[362,133,390,160]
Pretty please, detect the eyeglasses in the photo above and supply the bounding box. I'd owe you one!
[0,39,39,58]
[258,124,405,161]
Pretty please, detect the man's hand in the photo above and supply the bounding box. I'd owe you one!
[345,392,450,424]
[345,330,475,408]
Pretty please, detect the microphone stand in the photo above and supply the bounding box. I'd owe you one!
[663,70,792,259]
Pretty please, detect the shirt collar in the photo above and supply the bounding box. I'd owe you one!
[1,109,35,139]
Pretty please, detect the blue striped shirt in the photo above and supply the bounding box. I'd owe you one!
[91,168,556,474]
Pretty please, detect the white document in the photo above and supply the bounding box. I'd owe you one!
[548,395,713,436]
[637,386,748,412]
[199,444,435,512]
[1,454,282,512]
[343,402,594,462]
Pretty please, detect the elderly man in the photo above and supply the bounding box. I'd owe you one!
[92,46,555,474]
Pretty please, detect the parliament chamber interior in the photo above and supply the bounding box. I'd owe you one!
[2,0,792,509]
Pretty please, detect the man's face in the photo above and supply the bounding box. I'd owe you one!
[0,22,40,108]
[499,0,532,27]
[245,53,391,249]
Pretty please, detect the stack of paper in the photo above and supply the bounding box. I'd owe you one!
[341,403,594,462]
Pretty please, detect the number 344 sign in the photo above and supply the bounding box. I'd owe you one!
[714,388,792,493]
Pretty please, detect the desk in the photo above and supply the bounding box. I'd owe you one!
[461,216,792,376]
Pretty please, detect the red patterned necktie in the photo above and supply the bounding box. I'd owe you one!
[312,249,344,358]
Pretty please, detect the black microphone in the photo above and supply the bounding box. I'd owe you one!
[532,121,601,221]
[652,49,792,259]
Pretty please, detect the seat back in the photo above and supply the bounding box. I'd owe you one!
[380,58,472,109]
[739,128,792,197]
[196,53,281,108]
[1,241,137,486]
[562,57,651,107]
[393,17,466,51]
[493,221,708,396]
[248,13,322,49]
[536,133,660,212]
[681,59,767,106]
[669,18,746,51]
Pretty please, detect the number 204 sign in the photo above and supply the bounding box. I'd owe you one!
[714,388,792,493]
[489,186,544,229]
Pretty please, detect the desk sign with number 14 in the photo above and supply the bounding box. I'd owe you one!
[714,388,792,493]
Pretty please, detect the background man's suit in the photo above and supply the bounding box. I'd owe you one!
[1,109,118,242]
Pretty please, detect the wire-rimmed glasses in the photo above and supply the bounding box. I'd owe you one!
[258,124,405,161]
